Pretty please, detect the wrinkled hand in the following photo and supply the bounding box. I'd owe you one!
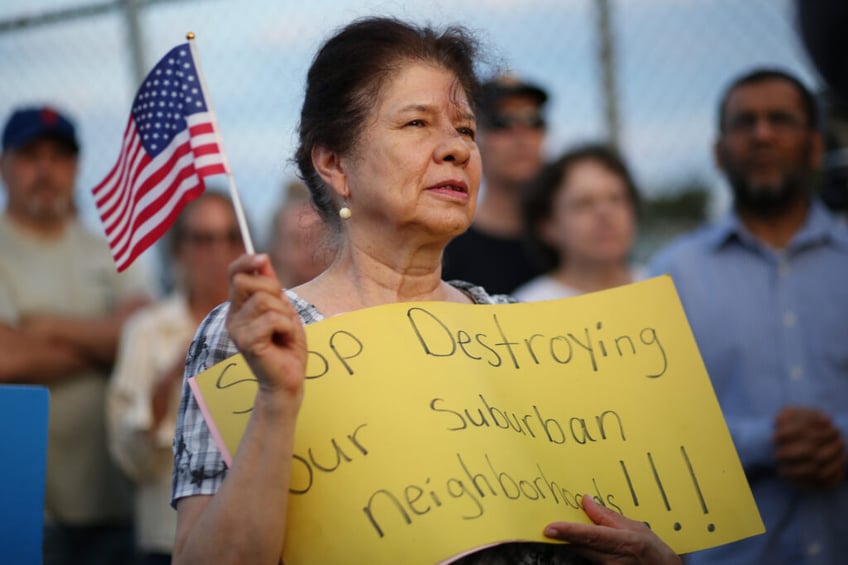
[544,496,681,564]
[773,406,846,489]
[225,254,307,403]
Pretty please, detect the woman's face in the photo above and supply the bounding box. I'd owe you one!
[339,62,481,243]
[542,159,636,267]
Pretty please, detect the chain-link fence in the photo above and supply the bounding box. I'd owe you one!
[0,0,820,258]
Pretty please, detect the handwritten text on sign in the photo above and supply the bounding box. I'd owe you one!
[190,276,763,564]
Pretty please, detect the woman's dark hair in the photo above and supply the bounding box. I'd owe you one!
[522,143,641,272]
[294,16,481,231]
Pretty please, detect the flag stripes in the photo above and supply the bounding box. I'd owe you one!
[93,113,226,271]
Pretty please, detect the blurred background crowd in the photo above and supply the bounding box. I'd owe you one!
[2,1,848,564]
[3,0,844,269]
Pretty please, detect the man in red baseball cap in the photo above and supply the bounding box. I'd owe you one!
[1,107,81,230]
[2,106,80,154]
[0,105,152,565]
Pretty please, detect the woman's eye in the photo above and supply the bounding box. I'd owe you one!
[458,126,476,140]
[407,120,425,127]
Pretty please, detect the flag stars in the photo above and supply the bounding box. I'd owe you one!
[126,44,206,157]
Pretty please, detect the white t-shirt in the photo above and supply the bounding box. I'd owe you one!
[513,267,645,302]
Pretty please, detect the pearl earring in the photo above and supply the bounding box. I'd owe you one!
[339,206,352,220]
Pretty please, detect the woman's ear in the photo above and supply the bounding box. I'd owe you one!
[312,145,348,199]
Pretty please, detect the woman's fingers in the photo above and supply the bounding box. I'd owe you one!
[543,495,681,564]
[224,253,307,395]
[228,254,282,307]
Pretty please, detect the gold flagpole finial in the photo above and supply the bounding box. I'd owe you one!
[186,32,195,40]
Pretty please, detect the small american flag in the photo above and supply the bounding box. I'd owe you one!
[92,41,228,272]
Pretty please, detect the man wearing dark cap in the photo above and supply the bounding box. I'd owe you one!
[442,74,549,294]
[0,106,152,564]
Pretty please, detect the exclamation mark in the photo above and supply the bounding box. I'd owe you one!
[647,452,670,510]
[619,460,639,506]
[620,459,651,529]
[648,452,681,531]
[681,445,715,532]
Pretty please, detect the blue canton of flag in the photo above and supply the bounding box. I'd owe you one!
[133,46,208,157]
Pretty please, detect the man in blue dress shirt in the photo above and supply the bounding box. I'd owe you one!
[650,68,848,564]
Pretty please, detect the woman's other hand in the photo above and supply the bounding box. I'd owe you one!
[544,495,682,564]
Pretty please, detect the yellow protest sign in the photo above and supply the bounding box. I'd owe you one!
[190,275,763,564]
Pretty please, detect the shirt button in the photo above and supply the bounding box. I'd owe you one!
[789,366,804,381]
[778,261,790,276]
[808,542,822,555]
[783,312,797,328]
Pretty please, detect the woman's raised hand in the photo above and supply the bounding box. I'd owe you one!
[544,496,682,564]
[225,254,307,403]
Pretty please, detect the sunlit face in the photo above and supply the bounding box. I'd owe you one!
[340,63,482,243]
[176,196,244,296]
[542,159,636,267]
[716,79,822,214]
[477,95,546,189]
[0,137,78,225]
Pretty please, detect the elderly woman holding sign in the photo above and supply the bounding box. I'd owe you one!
[171,16,681,565]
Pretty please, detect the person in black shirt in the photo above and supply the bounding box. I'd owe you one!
[442,74,549,294]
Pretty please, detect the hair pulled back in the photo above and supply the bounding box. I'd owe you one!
[294,16,481,231]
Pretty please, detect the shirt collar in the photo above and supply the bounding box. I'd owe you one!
[707,199,848,254]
